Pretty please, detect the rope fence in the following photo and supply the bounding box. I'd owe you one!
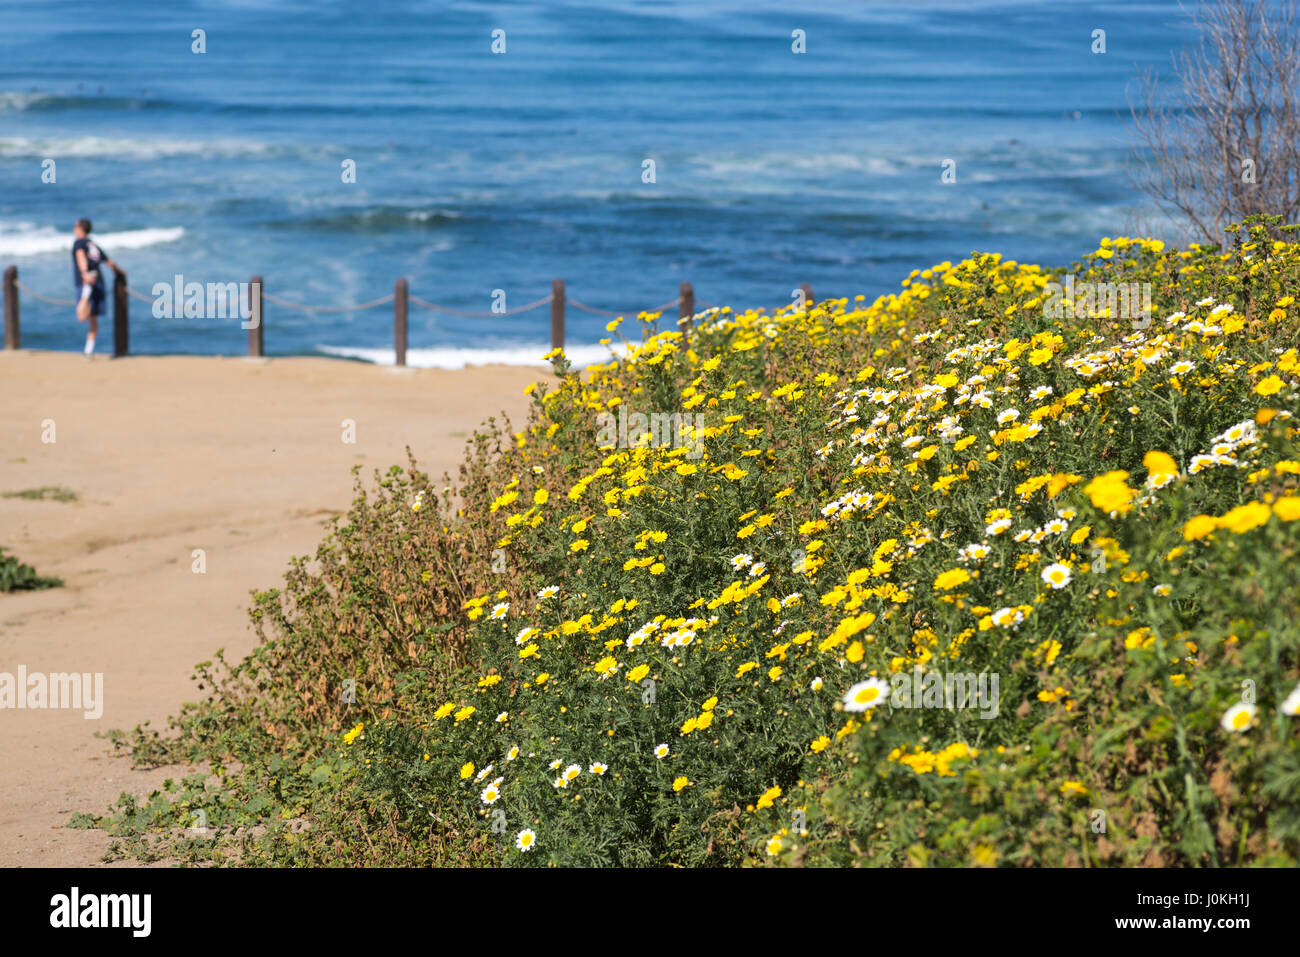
[262,291,396,314]
[567,294,682,318]
[407,292,553,318]
[2,265,815,363]
[13,280,78,308]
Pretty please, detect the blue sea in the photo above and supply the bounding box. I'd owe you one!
[0,0,1189,366]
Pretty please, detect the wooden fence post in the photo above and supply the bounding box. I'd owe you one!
[551,279,565,352]
[394,278,408,367]
[800,283,814,308]
[249,276,264,357]
[679,281,694,331]
[113,271,129,357]
[3,266,18,350]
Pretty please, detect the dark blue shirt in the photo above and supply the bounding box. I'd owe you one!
[72,237,107,288]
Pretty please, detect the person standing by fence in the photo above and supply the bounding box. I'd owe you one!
[71,218,122,357]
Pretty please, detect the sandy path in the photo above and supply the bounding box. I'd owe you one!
[0,351,544,866]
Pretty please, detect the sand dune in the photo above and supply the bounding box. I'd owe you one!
[0,351,545,866]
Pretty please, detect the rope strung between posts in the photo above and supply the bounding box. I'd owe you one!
[13,281,78,307]
[408,293,553,317]
[567,295,681,318]
[262,291,395,314]
[18,279,168,307]
[10,282,707,323]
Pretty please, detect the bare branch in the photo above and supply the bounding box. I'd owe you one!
[1129,0,1300,243]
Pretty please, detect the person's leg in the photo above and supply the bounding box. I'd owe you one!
[82,285,99,355]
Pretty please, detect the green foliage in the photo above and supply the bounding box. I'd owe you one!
[95,220,1300,866]
[0,546,63,592]
[3,485,78,503]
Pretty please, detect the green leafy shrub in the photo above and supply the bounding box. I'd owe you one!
[100,216,1300,866]
[0,547,62,592]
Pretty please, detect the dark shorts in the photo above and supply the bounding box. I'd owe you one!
[77,283,106,317]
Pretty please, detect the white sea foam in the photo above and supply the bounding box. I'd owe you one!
[0,224,185,257]
[0,92,51,111]
[0,135,274,160]
[317,342,620,370]
[408,209,463,222]
[692,151,918,181]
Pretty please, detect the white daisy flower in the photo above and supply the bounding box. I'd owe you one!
[1280,683,1300,717]
[515,829,537,852]
[589,762,608,775]
[1041,563,1072,589]
[1221,701,1256,733]
[991,606,1025,628]
[843,677,890,712]
[1219,421,1256,446]
[654,743,670,759]
[626,620,659,648]
[810,676,824,691]
[480,783,501,804]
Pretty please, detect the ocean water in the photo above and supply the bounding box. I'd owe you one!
[0,0,1188,364]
